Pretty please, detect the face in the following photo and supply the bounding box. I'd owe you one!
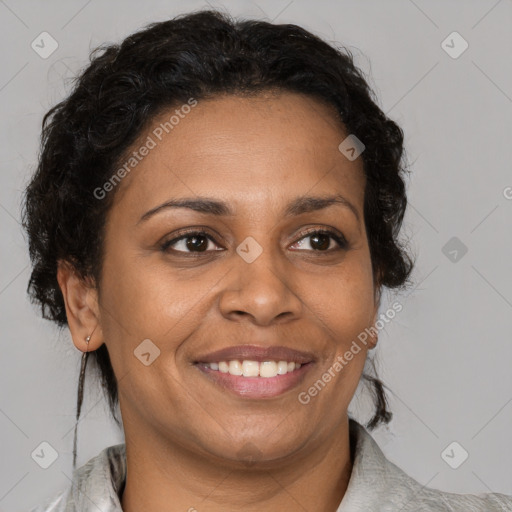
[71,91,379,466]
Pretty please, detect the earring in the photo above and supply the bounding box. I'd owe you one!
[73,333,92,470]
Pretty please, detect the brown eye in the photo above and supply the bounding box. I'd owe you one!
[161,228,348,256]
[290,229,348,252]
[309,233,331,251]
[182,234,210,252]
[161,231,222,253]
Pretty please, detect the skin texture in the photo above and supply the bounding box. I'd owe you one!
[57,91,380,512]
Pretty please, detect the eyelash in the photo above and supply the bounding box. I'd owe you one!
[160,227,348,255]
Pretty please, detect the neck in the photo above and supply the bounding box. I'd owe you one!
[120,416,354,512]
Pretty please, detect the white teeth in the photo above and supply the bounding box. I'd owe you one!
[277,361,288,375]
[242,360,259,377]
[260,361,278,378]
[207,360,304,377]
[228,360,243,376]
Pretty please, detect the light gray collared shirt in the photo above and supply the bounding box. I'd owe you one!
[30,419,512,511]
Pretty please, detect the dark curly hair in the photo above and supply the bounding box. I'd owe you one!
[22,8,414,466]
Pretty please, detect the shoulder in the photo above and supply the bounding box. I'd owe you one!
[28,443,126,512]
[409,485,512,511]
[340,420,512,511]
[383,455,512,511]
[28,489,69,512]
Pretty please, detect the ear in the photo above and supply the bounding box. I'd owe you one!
[368,284,382,350]
[56,260,104,352]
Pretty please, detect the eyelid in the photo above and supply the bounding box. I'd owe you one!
[160,225,348,254]
[160,226,223,252]
[294,226,347,245]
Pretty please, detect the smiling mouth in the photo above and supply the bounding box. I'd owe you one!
[197,359,304,377]
[192,344,316,398]
[194,360,314,399]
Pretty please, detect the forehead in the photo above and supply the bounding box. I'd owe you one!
[110,92,366,218]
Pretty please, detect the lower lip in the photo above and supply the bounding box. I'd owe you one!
[195,363,314,399]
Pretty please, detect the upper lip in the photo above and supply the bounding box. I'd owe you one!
[194,345,315,364]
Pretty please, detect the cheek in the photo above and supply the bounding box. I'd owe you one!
[99,234,375,379]
[306,252,375,390]
[98,249,215,365]
[292,255,374,429]
[312,252,375,340]
[100,242,375,337]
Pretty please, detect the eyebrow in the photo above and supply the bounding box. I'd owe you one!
[138,194,360,224]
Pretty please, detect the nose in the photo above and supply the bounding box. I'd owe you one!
[218,245,303,326]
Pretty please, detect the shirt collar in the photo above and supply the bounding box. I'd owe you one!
[72,442,126,511]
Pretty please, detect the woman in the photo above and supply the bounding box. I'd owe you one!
[24,9,512,512]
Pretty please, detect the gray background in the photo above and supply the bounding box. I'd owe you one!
[1,0,511,510]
